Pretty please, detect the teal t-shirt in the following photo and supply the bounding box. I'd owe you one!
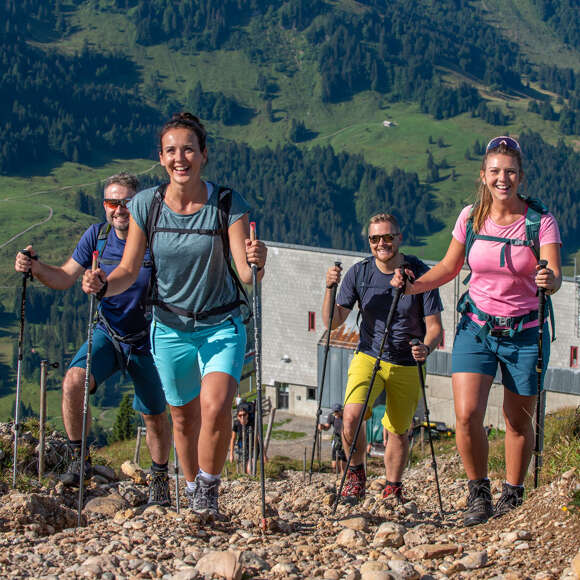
[130,181,250,331]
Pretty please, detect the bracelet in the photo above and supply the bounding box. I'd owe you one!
[96,280,108,301]
[424,344,431,355]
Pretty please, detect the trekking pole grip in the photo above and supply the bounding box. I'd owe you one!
[250,221,257,243]
[20,249,34,281]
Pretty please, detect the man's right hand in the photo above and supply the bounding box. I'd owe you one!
[326,264,342,289]
[82,268,106,295]
[14,245,36,274]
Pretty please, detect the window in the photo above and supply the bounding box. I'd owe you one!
[570,346,578,368]
[308,311,316,331]
[438,330,445,349]
[307,387,316,401]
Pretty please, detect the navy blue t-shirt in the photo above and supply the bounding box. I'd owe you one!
[72,223,152,352]
[337,255,443,365]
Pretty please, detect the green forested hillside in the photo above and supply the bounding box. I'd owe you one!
[0,0,579,424]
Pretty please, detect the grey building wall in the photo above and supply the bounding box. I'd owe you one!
[261,241,580,425]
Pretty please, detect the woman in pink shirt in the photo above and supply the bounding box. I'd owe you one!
[392,136,561,526]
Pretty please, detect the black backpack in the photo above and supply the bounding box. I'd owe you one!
[144,183,251,323]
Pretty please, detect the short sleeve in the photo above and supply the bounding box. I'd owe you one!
[452,205,473,244]
[128,187,156,234]
[336,263,359,310]
[422,287,443,317]
[539,213,562,247]
[228,189,251,227]
[71,224,100,269]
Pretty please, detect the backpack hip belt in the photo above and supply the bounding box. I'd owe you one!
[457,291,548,341]
[151,298,245,321]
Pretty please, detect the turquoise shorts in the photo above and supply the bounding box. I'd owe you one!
[452,315,550,396]
[150,317,247,407]
[69,327,166,416]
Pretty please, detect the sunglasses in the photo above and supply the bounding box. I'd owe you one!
[104,198,131,209]
[368,233,400,244]
[486,136,521,153]
[238,412,248,418]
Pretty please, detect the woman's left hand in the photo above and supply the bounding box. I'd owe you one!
[245,239,267,269]
[535,263,557,294]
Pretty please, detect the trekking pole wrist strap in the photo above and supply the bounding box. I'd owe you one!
[96,280,108,301]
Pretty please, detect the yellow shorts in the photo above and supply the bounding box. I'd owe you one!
[344,351,422,435]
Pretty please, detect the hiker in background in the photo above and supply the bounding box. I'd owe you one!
[230,401,255,473]
[14,173,172,505]
[323,213,443,505]
[318,403,347,475]
[83,113,267,517]
[392,136,562,526]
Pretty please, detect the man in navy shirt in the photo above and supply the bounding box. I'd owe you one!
[322,213,443,505]
[15,173,171,505]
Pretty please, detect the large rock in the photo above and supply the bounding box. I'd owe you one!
[360,561,396,580]
[336,527,368,548]
[194,550,242,580]
[120,460,147,484]
[84,494,127,516]
[0,492,77,534]
[373,522,406,548]
[457,551,487,570]
[403,543,461,560]
[340,516,369,531]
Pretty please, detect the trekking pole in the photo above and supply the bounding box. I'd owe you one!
[332,265,409,514]
[173,440,180,513]
[12,249,33,488]
[77,250,99,527]
[309,261,341,483]
[534,259,548,489]
[250,222,267,530]
[410,339,444,516]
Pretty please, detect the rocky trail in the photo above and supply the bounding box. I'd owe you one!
[0,441,579,580]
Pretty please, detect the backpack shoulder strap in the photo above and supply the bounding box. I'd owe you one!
[462,207,478,285]
[354,256,374,326]
[146,184,167,253]
[217,186,252,324]
[354,256,374,308]
[520,196,548,261]
[96,223,112,259]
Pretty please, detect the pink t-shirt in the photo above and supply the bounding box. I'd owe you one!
[453,205,561,324]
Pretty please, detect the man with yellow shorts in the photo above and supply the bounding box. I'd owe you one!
[323,214,443,504]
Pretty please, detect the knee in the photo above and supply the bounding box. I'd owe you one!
[504,414,533,436]
[454,413,479,432]
[143,412,170,430]
[342,410,360,438]
[62,368,85,398]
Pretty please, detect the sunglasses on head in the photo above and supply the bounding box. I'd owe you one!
[104,198,131,209]
[368,233,400,244]
[486,136,521,153]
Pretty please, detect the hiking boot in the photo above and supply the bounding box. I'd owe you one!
[186,474,220,515]
[463,478,494,527]
[147,470,171,507]
[341,464,366,504]
[494,483,524,518]
[382,482,406,504]
[60,455,93,487]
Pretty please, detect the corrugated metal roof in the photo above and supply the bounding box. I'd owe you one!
[319,310,360,350]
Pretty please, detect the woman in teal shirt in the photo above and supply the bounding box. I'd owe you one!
[84,112,267,516]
